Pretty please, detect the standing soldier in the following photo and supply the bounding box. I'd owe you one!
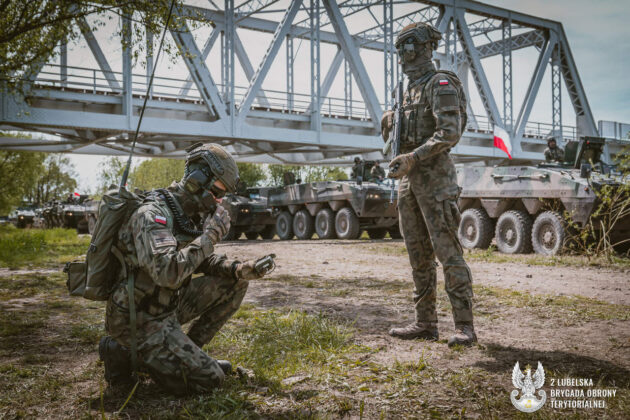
[351,157,364,180]
[99,144,275,393]
[544,136,565,162]
[381,23,477,347]
[370,161,386,182]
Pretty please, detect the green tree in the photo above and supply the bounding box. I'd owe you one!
[0,1,198,91]
[96,156,125,194]
[26,154,78,204]
[0,151,45,214]
[266,164,348,186]
[237,163,267,188]
[130,158,184,191]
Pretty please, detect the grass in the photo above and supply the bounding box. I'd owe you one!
[207,305,355,392]
[0,225,90,268]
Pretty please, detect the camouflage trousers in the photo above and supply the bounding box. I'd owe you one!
[397,172,474,326]
[106,274,249,394]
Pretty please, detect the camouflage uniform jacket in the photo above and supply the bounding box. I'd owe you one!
[105,193,237,344]
[400,64,467,197]
[351,162,365,180]
[544,146,565,162]
[371,165,386,180]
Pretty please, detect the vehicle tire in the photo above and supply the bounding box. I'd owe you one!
[293,209,315,240]
[335,207,361,240]
[495,210,533,254]
[367,228,387,240]
[276,211,294,240]
[388,225,402,239]
[245,231,260,240]
[88,215,97,235]
[260,225,276,240]
[223,226,240,241]
[458,208,494,249]
[315,208,336,239]
[532,211,566,256]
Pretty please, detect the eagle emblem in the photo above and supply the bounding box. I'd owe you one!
[510,361,546,412]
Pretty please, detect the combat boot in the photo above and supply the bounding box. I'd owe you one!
[448,323,477,347]
[98,336,135,386]
[388,322,438,341]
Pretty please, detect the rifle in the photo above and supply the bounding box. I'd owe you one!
[383,80,404,203]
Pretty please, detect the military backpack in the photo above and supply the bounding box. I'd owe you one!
[65,188,144,301]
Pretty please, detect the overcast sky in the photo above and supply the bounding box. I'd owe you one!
[62,0,629,193]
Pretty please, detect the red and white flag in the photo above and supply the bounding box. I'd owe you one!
[493,126,512,159]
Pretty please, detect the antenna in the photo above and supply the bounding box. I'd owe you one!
[119,0,177,191]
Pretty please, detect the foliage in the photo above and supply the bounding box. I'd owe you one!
[0,1,198,92]
[96,156,125,194]
[236,163,266,188]
[564,147,630,261]
[130,158,184,191]
[26,154,78,205]
[0,151,45,214]
[266,164,348,186]
[0,225,89,268]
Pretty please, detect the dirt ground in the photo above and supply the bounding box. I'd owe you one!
[1,238,629,419]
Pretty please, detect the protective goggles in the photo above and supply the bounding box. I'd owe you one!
[184,166,225,198]
[396,40,418,62]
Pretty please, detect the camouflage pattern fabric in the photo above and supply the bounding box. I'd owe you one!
[371,165,386,181]
[544,146,565,162]
[105,195,248,394]
[393,65,474,325]
[351,161,364,180]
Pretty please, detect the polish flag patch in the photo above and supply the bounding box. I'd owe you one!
[155,215,167,225]
[439,79,449,85]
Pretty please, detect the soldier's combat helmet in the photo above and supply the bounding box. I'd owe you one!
[183,143,240,196]
[395,22,442,61]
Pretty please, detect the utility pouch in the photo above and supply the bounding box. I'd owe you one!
[64,261,87,297]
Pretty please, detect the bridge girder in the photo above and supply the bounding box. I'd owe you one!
[1,0,611,164]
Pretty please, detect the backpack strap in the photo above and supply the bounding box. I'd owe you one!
[127,269,138,376]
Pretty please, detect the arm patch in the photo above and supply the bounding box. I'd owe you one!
[150,230,177,250]
[436,90,459,111]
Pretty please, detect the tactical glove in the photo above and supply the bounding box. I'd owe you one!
[203,206,231,244]
[381,110,394,141]
[388,153,417,179]
[235,254,276,280]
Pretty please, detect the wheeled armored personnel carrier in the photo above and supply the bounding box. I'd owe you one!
[9,204,37,228]
[267,165,399,240]
[457,137,630,255]
[221,188,276,240]
[42,194,91,233]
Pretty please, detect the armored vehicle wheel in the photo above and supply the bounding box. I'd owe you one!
[245,232,260,240]
[88,215,97,235]
[458,208,494,249]
[495,210,533,254]
[532,211,566,256]
[315,208,336,239]
[293,209,314,240]
[367,228,387,239]
[335,207,360,240]
[261,225,276,240]
[388,226,402,239]
[223,226,240,241]
[276,211,294,240]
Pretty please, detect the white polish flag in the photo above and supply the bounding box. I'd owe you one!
[493,126,512,159]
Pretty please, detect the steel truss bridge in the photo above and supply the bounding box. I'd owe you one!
[0,0,622,164]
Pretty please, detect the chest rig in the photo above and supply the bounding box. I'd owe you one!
[399,70,467,154]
